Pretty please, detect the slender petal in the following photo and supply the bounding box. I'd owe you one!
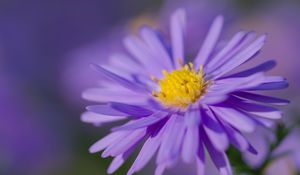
[109,53,143,74]
[206,31,257,76]
[170,8,186,68]
[110,102,153,117]
[86,105,126,116]
[203,107,229,151]
[127,124,165,175]
[157,115,185,164]
[209,73,266,95]
[248,79,289,91]
[182,107,201,163]
[211,105,256,133]
[233,91,289,105]
[102,128,146,157]
[196,140,205,175]
[194,15,224,68]
[91,64,147,92]
[81,112,127,125]
[140,27,173,70]
[206,31,247,72]
[229,97,282,119]
[211,35,266,79]
[226,60,276,78]
[220,120,249,152]
[89,131,129,153]
[203,131,232,175]
[108,145,136,174]
[82,88,148,103]
[113,111,168,131]
[123,35,164,78]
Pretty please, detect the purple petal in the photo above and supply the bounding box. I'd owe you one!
[127,126,164,175]
[254,117,275,128]
[102,128,146,157]
[123,35,164,78]
[182,125,199,163]
[155,164,166,175]
[206,31,257,75]
[248,79,289,91]
[234,91,289,105]
[220,120,249,152]
[196,140,205,175]
[101,64,138,82]
[155,156,179,175]
[211,72,265,92]
[194,15,224,68]
[140,26,173,70]
[157,115,185,164]
[272,128,300,170]
[182,107,201,163]
[109,53,144,75]
[82,88,148,104]
[110,102,153,117]
[206,31,247,72]
[170,8,186,68]
[243,127,274,168]
[89,131,129,153]
[229,96,282,119]
[210,105,255,133]
[202,107,229,151]
[226,60,276,78]
[265,157,298,175]
[112,111,168,131]
[211,34,266,79]
[91,64,147,92]
[202,131,232,175]
[86,105,126,116]
[107,145,136,174]
[200,93,228,105]
[81,112,127,125]
[184,107,201,127]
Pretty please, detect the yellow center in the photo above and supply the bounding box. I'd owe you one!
[152,63,208,109]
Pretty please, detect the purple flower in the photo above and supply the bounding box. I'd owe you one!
[82,9,288,175]
[269,127,300,173]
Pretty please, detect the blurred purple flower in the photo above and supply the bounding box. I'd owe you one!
[82,8,288,175]
[242,126,276,168]
[266,127,300,175]
[242,126,300,175]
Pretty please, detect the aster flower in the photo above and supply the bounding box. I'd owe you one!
[82,8,288,175]
[242,126,300,175]
[266,128,300,175]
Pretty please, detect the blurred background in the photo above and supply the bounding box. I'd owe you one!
[0,0,299,175]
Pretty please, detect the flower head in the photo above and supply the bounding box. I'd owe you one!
[82,8,288,175]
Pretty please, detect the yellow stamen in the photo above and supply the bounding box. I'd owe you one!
[152,63,208,109]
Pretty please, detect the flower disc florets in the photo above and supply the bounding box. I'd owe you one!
[152,63,208,108]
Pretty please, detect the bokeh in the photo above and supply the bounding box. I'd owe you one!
[0,0,299,175]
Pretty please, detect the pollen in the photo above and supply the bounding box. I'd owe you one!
[152,63,208,109]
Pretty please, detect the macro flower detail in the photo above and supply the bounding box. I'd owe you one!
[81,8,289,175]
[152,63,207,108]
